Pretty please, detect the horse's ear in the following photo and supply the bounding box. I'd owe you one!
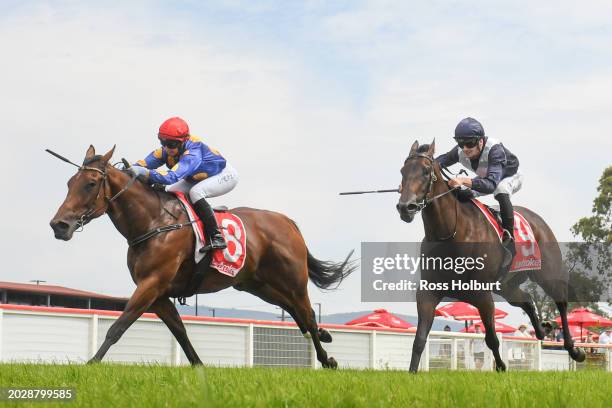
[100,145,116,165]
[85,145,96,161]
[427,139,436,156]
[409,140,419,156]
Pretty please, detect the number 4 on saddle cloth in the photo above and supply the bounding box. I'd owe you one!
[173,192,247,278]
[471,199,542,273]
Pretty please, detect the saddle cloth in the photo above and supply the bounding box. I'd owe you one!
[471,199,542,272]
[173,192,247,277]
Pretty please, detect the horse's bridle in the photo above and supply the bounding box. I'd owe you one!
[402,153,459,240]
[75,163,137,231]
[403,153,459,210]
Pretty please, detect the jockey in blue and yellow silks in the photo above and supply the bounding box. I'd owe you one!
[129,117,238,250]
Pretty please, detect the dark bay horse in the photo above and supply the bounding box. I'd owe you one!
[50,145,356,368]
[397,140,585,372]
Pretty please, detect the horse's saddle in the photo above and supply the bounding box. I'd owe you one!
[482,204,503,229]
[471,198,542,273]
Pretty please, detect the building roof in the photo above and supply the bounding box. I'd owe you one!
[0,281,127,301]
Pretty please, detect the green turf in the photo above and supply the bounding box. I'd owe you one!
[0,364,610,407]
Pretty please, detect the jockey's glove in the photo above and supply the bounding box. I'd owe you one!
[455,188,475,202]
[128,165,149,180]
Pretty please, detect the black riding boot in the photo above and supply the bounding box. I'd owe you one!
[193,198,227,252]
[495,193,516,268]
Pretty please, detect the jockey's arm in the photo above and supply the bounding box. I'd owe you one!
[135,148,165,169]
[470,145,506,194]
[434,146,459,167]
[148,149,202,185]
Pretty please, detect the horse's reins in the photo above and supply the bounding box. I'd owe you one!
[47,149,197,246]
[403,153,463,240]
[46,149,139,231]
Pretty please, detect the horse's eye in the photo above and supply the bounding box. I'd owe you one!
[84,181,96,192]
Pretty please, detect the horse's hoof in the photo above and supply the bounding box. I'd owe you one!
[323,357,338,369]
[571,347,586,363]
[495,361,507,372]
[87,358,100,365]
[318,328,333,343]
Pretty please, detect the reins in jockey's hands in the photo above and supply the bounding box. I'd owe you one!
[448,176,472,189]
[127,165,149,180]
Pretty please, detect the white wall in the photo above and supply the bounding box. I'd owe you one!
[0,306,610,371]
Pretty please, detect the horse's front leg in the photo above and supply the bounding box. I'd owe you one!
[149,297,203,365]
[88,276,166,364]
[473,294,506,371]
[409,290,440,373]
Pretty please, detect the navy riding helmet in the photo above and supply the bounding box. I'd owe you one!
[454,117,485,141]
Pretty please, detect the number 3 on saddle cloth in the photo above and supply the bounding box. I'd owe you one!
[471,199,542,273]
[173,192,247,277]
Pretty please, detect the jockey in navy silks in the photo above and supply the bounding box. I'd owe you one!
[435,117,522,267]
[128,117,238,250]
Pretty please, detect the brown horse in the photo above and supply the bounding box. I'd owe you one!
[397,140,585,372]
[49,145,355,368]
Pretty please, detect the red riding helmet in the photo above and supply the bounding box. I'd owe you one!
[158,117,190,140]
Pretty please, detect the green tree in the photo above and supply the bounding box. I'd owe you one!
[521,166,611,321]
[569,165,612,295]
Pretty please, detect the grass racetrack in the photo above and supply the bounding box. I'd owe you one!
[0,364,610,407]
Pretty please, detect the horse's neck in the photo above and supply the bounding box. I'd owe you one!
[422,167,462,240]
[105,168,163,240]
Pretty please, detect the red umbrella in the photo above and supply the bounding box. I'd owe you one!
[345,309,414,329]
[435,302,508,320]
[567,325,599,342]
[554,308,612,341]
[461,321,517,334]
[554,308,612,327]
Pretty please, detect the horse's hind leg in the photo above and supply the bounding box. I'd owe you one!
[149,297,203,365]
[291,292,338,369]
[244,282,337,367]
[473,294,506,372]
[244,282,308,334]
[537,278,586,362]
[497,278,549,340]
[555,300,586,362]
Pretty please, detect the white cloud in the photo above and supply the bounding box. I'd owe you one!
[0,2,609,320]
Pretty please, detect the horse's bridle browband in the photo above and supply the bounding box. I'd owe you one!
[404,152,459,240]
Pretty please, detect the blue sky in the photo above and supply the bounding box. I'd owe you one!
[1,1,611,324]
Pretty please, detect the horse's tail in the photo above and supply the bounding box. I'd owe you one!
[287,218,357,289]
[307,249,357,290]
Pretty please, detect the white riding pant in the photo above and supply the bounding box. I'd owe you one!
[494,171,523,197]
[167,163,239,202]
[472,171,523,198]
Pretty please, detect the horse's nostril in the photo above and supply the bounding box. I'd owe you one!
[407,204,418,212]
[51,220,69,232]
